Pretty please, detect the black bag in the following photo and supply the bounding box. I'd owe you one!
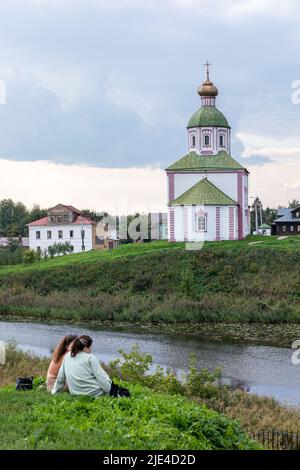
[109,381,131,398]
[16,377,34,391]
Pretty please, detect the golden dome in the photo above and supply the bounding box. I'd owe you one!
[197,79,218,97]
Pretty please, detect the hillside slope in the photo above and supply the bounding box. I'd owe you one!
[0,237,300,324]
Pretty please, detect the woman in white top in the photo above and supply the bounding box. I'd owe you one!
[51,335,112,397]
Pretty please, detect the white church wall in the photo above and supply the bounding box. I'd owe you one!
[188,127,230,154]
[173,206,184,241]
[170,205,239,242]
[174,172,238,202]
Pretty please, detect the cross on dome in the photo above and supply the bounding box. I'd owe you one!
[204,60,212,81]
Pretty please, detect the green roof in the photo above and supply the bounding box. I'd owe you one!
[166,151,246,172]
[187,106,229,128]
[169,178,237,206]
[259,224,271,229]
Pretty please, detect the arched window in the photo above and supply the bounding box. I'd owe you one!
[192,135,196,147]
[197,215,207,232]
[204,135,210,146]
[219,135,224,147]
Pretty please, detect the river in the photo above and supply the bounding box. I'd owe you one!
[0,320,299,406]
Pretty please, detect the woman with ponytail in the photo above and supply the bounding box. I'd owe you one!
[51,335,112,397]
[47,335,77,392]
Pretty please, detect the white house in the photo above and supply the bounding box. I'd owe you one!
[28,204,119,254]
[166,66,250,242]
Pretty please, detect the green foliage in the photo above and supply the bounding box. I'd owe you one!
[109,344,153,383]
[108,346,226,401]
[0,384,257,450]
[23,250,37,264]
[184,353,222,399]
[0,199,28,236]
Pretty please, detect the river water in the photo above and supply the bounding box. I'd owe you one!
[0,320,299,406]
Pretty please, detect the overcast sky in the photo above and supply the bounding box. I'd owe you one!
[0,0,299,212]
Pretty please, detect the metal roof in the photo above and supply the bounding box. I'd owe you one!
[274,208,300,223]
[166,151,246,172]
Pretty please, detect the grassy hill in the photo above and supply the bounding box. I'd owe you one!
[0,236,300,324]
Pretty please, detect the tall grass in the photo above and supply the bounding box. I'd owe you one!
[0,245,300,324]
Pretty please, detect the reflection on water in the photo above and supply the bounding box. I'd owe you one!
[0,321,298,406]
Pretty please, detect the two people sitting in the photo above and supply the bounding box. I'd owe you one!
[47,335,112,397]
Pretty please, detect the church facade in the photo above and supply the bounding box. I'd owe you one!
[166,67,249,242]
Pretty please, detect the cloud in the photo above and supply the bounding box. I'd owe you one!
[283,179,300,191]
[0,158,166,214]
[0,0,298,210]
[236,132,300,161]
[240,155,273,166]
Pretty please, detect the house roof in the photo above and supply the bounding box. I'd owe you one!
[166,151,247,172]
[168,177,237,206]
[27,215,94,227]
[187,106,229,128]
[276,208,290,217]
[273,207,300,223]
[49,204,82,214]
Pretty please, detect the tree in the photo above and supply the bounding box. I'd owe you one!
[288,199,300,209]
[0,199,28,236]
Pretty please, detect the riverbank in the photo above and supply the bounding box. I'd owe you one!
[0,239,300,326]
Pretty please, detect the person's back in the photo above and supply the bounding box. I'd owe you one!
[51,335,112,397]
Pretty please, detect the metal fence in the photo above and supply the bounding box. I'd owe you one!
[251,430,300,450]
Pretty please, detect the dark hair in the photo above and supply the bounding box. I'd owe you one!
[71,335,93,357]
[52,335,77,364]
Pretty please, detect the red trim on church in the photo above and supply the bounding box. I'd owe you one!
[229,207,235,240]
[169,209,175,242]
[216,207,221,240]
[237,173,243,239]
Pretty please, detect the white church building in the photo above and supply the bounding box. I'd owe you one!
[166,65,249,242]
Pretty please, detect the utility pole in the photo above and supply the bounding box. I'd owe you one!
[259,202,263,228]
[255,203,258,233]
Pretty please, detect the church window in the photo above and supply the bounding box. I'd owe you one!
[219,135,224,147]
[192,135,196,147]
[197,215,207,232]
[204,135,210,146]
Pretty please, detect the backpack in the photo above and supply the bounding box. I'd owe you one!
[109,381,131,398]
[16,377,34,391]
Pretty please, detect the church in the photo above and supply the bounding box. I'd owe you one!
[166,64,250,242]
